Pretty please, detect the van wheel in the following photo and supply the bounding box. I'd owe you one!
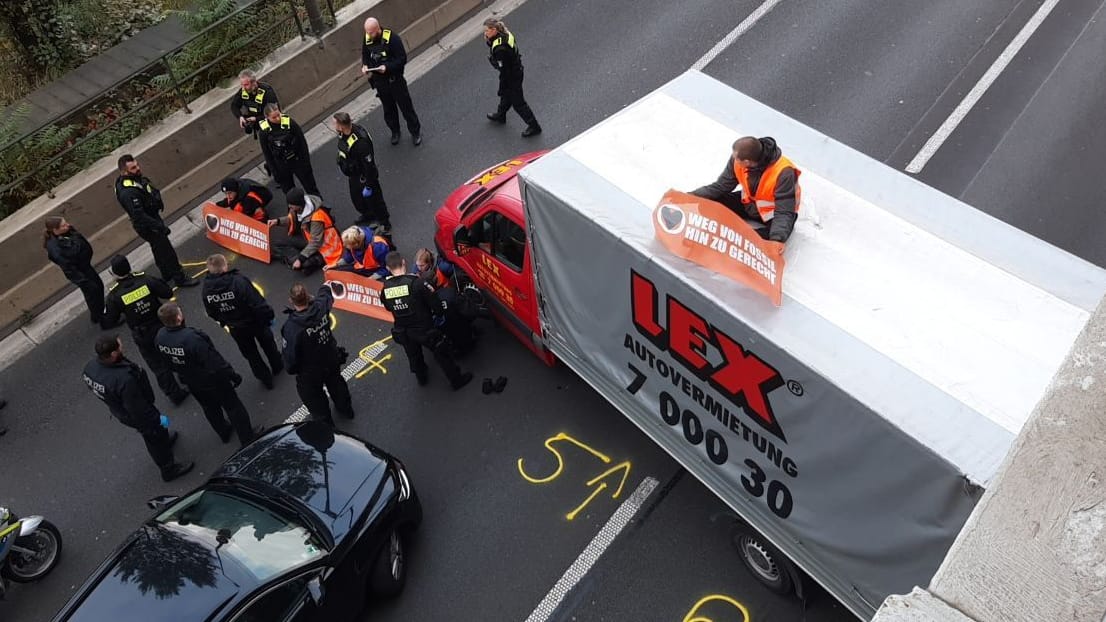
[368,528,407,597]
[731,523,794,596]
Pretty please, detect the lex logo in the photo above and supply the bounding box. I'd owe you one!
[630,270,787,440]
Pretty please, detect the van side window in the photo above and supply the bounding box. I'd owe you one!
[472,211,526,272]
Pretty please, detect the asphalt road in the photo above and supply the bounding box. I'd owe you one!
[3,0,1105,620]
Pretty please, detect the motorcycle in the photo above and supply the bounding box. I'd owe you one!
[0,507,62,598]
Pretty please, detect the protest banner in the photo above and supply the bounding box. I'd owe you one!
[653,189,785,306]
[323,269,394,323]
[202,202,271,264]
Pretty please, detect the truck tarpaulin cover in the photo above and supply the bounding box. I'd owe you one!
[518,71,1106,619]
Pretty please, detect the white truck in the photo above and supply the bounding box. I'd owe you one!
[436,70,1106,619]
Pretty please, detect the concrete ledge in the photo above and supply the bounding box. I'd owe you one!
[873,588,975,622]
[0,0,483,337]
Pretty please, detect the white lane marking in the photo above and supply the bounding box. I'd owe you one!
[283,340,390,423]
[905,0,1062,173]
[523,476,660,622]
[691,0,785,71]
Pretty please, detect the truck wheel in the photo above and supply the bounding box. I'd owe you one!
[731,523,794,596]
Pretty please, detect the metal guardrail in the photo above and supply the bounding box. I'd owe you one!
[0,0,340,204]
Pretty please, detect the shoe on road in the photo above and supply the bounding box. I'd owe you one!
[218,426,233,444]
[521,125,542,138]
[169,390,190,406]
[486,113,507,124]
[451,372,474,391]
[174,276,200,288]
[390,131,401,145]
[161,461,195,482]
[412,133,422,146]
[482,378,494,395]
[493,376,508,393]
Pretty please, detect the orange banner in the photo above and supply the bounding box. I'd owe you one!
[653,189,785,306]
[323,269,394,323]
[202,202,271,264]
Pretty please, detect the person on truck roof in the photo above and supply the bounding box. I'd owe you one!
[691,136,801,244]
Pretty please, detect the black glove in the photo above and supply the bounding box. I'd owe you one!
[230,372,243,388]
[336,347,349,365]
[160,225,172,236]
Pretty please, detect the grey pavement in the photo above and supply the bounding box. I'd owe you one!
[3,0,1105,621]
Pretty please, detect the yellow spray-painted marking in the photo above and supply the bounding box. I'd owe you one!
[181,261,208,267]
[329,312,337,330]
[355,353,391,378]
[565,461,632,521]
[682,595,751,622]
[517,433,611,484]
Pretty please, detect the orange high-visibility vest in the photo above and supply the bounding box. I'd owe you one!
[232,190,267,221]
[351,235,390,271]
[290,208,343,265]
[733,156,801,222]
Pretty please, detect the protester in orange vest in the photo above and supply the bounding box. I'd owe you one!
[215,177,272,222]
[691,136,800,244]
[266,188,343,275]
[413,247,451,291]
[332,225,392,279]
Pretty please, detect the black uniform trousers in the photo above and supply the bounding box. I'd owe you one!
[495,76,538,127]
[133,324,185,399]
[273,160,321,197]
[376,80,421,135]
[130,417,175,472]
[396,326,464,385]
[296,365,353,426]
[68,266,105,323]
[229,323,283,385]
[189,379,255,446]
[347,176,391,226]
[136,228,185,283]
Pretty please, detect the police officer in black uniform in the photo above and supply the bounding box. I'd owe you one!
[230,69,279,138]
[281,283,355,425]
[156,302,259,447]
[43,216,105,325]
[483,19,541,137]
[361,17,422,146]
[202,253,283,389]
[257,104,320,196]
[82,334,194,482]
[115,155,198,288]
[333,111,391,230]
[381,252,473,390]
[102,255,190,404]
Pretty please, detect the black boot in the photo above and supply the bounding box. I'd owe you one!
[522,124,542,138]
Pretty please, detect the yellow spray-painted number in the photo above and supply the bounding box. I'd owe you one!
[682,595,751,622]
[517,433,632,521]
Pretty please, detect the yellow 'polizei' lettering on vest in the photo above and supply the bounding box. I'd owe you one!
[383,284,410,299]
[121,285,151,305]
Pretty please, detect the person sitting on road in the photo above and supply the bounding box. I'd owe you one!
[215,177,273,222]
[266,188,343,275]
[331,225,392,279]
[690,136,800,244]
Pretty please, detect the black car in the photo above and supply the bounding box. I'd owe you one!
[53,422,422,622]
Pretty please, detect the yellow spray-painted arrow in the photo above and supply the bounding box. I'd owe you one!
[565,461,632,521]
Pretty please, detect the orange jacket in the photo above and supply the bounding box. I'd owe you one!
[288,207,343,266]
[733,155,801,222]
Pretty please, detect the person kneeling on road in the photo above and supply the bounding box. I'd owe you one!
[82,334,194,482]
[267,188,344,276]
[330,225,392,279]
[381,251,473,390]
[216,177,273,222]
[201,254,283,389]
[281,283,355,425]
[156,302,259,447]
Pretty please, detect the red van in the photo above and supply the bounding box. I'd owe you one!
[433,151,554,365]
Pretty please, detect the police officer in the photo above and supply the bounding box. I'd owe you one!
[361,17,422,146]
[43,216,105,325]
[156,302,258,447]
[333,111,391,229]
[381,252,473,390]
[82,334,194,482]
[257,104,320,196]
[115,155,198,288]
[281,283,354,425]
[202,253,283,389]
[215,177,273,222]
[483,19,541,137]
[230,69,279,138]
[102,255,190,404]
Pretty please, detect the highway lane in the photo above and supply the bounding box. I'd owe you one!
[4,0,1102,620]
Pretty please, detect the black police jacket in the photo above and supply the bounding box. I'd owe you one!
[362,29,408,89]
[336,124,378,181]
[115,175,167,234]
[381,273,443,331]
[202,269,275,329]
[82,356,160,429]
[45,228,95,282]
[228,82,279,120]
[155,325,238,388]
[259,115,309,164]
[281,286,341,375]
[487,32,524,84]
[103,272,174,331]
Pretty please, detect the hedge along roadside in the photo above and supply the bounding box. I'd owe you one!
[0,0,484,338]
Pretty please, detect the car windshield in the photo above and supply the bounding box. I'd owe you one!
[155,490,325,583]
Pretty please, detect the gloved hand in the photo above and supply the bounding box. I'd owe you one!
[159,225,172,236]
[230,372,243,388]
[361,186,373,198]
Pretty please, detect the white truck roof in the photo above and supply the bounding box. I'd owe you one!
[527,70,1106,488]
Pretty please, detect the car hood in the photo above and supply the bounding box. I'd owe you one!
[216,423,390,539]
